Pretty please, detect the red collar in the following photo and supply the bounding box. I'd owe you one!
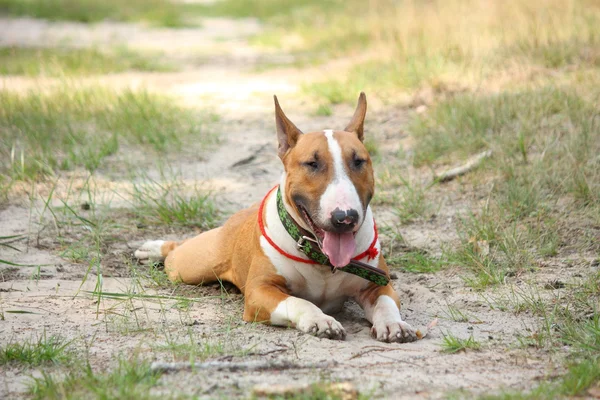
[257,185,379,265]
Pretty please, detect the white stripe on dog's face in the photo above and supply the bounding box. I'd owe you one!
[318,129,363,228]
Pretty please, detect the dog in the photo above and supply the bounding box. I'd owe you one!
[134,93,417,343]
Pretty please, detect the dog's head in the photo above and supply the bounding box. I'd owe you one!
[274,93,375,268]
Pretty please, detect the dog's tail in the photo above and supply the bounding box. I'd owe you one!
[134,240,184,265]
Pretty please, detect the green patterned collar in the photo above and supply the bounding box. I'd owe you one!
[275,187,389,286]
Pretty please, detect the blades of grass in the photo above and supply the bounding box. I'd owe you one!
[59,199,96,228]
[83,290,215,303]
[4,310,40,314]
[0,259,49,267]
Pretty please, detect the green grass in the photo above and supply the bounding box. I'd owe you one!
[392,177,432,224]
[388,251,443,273]
[131,175,219,230]
[444,211,533,290]
[0,335,74,366]
[29,358,160,400]
[192,0,339,20]
[0,86,213,180]
[440,333,481,353]
[411,88,600,184]
[314,104,333,117]
[414,87,599,289]
[480,271,600,398]
[0,47,174,76]
[443,305,473,323]
[0,0,202,27]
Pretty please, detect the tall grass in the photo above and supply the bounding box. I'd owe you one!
[0,47,173,76]
[0,335,74,366]
[0,0,198,27]
[29,358,160,399]
[294,0,600,102]
[0,86,211,180]
[411,87,600,206]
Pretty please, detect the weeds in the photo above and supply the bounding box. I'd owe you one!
[0,334,74,366]
[0,46,174,76]
[440,333,481,353]
[388,251,442,273]
[29,357,160,400]
[131,176,219,230]
[443,305,473,323]
[392,176,432,224]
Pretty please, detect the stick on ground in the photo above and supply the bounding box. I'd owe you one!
[151,359,336,373]
[435,150,492,183]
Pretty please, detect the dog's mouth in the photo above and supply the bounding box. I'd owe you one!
[297,205,356,269]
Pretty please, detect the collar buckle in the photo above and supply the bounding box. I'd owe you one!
[296,235,318,249]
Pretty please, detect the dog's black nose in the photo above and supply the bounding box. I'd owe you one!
[331,208,359,230]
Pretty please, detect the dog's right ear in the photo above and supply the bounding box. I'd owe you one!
[274,95,303,159]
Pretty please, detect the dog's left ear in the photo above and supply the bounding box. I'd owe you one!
[274,95,303,159]
[345,92,367,142]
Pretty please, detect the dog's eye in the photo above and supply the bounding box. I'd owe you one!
[303,161,319,170]
[353,158,366,168]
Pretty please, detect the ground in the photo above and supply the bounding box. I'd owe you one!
[0,1,599,399]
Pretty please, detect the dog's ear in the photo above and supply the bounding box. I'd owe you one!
[274,95,303,159]
[345,92,367,141]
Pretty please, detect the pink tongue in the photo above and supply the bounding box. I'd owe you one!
[323,231,356,268]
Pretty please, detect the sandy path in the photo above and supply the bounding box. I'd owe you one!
[0,15,559,399]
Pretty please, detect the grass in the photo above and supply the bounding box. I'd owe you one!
[0,334,74,366]
[440,333,481,353]
[443,305,472,323]
[296,0,600,104]
[415,86,600,289]
[481,271,600,398]
[130,175,219,230]
[0,86,213,180]
[392,176,432,224]
[29,357,160,400]
[0,46,174,76]
[388,251,443,274]
[0,0,204,27]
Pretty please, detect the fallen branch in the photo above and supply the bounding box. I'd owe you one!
[435,150,492,183]
[151,359,336,373]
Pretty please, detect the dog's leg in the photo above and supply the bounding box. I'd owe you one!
[134,227,229,285]
[242,272,346,340]
[356,283,417,343]
[134,240,179,265]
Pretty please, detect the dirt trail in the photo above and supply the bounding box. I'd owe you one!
[0,16,557,399]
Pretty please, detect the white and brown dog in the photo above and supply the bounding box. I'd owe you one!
[135,93,417,343]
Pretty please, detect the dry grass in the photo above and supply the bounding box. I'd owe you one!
[296,0,600,102]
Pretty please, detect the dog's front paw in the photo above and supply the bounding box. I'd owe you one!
[371,319,418,343]
[297,313,346,340]
[134,240,165,265]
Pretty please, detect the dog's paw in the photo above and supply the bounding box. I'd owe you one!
[134,240,165,265]
[297,313,346,340]
[371,319,418,343]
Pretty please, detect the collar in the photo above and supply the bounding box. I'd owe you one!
[258,185,389,286]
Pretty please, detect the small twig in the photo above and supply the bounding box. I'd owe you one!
[349,346,418,360]
[435,150,492,183]
[230,143,270,168]
[244,347,289,357]
[151,359,336,373]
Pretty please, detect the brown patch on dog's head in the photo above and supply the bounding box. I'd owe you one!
[282,132,334,222]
